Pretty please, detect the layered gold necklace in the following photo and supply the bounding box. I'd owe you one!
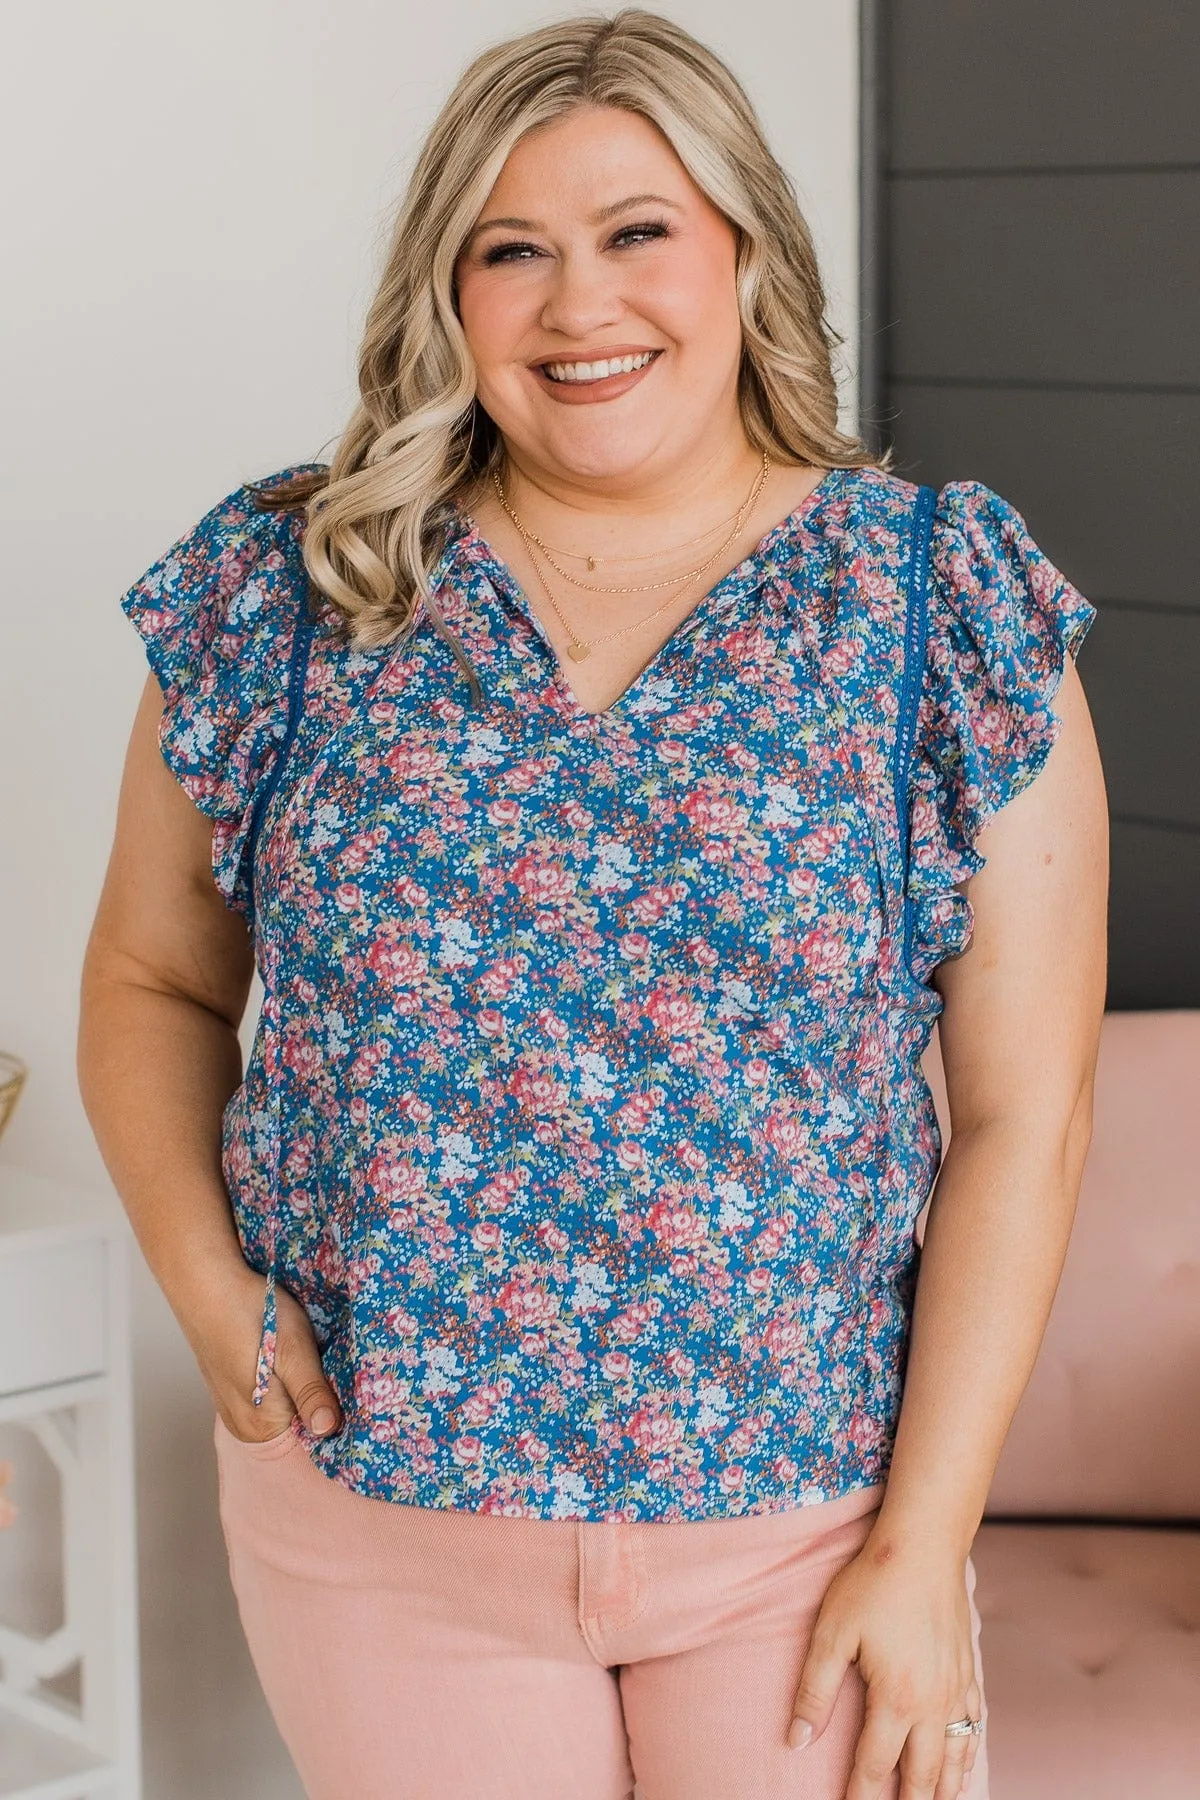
[491,450,770,663]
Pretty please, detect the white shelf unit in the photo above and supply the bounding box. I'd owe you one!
[0,1167,141,1800]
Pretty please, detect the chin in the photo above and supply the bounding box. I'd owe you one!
[536,424,670,485]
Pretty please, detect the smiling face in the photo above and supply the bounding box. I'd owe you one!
[453,104,746,494]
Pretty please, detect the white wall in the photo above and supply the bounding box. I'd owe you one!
[0,3,860,1793]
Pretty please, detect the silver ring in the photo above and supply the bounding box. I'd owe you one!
[944,1717,983,1737]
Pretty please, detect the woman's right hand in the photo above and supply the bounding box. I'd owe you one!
[180,1262,344,1446]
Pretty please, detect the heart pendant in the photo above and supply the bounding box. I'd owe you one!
[566,643,591,662]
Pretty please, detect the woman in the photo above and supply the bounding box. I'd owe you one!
[78,10,1108,1800]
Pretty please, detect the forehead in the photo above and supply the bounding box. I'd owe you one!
[483,105,693,209]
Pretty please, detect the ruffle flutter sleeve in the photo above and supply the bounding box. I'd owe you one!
[119,467,323,927]
[905,480,1098,984]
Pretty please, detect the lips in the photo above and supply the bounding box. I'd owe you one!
[529,347,664,405]
[541,349,660,383]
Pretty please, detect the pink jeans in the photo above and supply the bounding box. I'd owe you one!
[214,1412,989,1800]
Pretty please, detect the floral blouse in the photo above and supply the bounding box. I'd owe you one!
[120,461,1096,1522]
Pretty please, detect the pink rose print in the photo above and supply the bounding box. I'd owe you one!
[496,1278,560,1332]
[627,1407,686,1457]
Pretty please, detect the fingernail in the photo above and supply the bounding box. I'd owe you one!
[310,1406,337,1434]
[788,1720,813,1750]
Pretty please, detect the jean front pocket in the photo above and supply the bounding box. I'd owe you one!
[214,1409,304,1462]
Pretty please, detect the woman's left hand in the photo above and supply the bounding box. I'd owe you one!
[786,1525,983,1800]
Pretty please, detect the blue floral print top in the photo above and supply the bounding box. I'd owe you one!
[120,462,1096,1522]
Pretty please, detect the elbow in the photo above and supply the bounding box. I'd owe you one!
[948,1077,1096,1190]
[76,941,120,1114]
[1062,1082,1096,1189]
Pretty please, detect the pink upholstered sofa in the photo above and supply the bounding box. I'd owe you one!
[923,1009,1200,1797]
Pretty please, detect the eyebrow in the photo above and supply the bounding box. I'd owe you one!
[466,193,681,245]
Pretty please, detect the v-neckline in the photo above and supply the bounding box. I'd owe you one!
[450,465,848,723]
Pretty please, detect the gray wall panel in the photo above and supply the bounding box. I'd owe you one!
[885,385,1200,611]
[1106,822,1200,1009]
[889,173,1200,386]
[889,1,1200,170]
[1076,610,1200,830]
[877,5,1198,1007]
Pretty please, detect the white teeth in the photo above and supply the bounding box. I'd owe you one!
[543,350,656,383]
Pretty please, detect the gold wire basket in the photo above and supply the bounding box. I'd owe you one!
[0,1053,28,1143]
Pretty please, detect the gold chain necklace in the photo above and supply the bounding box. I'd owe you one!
[496,452,772,663]
[491,449,770,596]
[521,538,700,663]
[510,497,746,570]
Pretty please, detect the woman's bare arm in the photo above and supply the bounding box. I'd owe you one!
[789,652,1109,1799]
[79,674,255,1292]
[874,650,1109,1558]
[78,673,342,1439]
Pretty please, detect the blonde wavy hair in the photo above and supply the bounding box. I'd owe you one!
[252,7,888,695]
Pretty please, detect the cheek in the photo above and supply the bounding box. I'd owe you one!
[636,275,741,363]
[632,246,741,359]
[456,272,529,375]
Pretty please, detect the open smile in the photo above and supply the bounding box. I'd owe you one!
[530,347,664,405]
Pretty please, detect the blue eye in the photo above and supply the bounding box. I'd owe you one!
[480,219,671,266]
[482,240,543,266]
[612,221,670,247]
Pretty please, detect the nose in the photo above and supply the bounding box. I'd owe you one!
[538,249,624,342]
